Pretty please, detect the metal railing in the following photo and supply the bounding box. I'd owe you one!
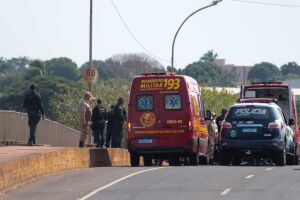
[0,110,80,147]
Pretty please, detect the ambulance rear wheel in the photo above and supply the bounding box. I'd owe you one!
[130,152,140,167]
[144,155,153,166]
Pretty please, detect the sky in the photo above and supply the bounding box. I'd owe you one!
[0,0,299,69]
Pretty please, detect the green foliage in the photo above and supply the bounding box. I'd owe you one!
[182,61,237,87]
[248,62,281,82]
[0,76,78,117]
[281,62,300,79]
[200,50,218,62]
[80,60,116,80]
[201,87,237,114]
[29,59,46,76]
[49,79,130,129]
[296,100,300,126]
[45,57,79,81]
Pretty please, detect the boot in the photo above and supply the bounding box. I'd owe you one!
[79,141,84,148]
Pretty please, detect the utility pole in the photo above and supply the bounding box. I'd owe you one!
[171,0,222,70]
[89,0,93,92]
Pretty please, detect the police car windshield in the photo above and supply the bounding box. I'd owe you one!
[228,106,273,120]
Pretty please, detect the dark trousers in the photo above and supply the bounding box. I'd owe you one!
[93,126,105,148]
[105,127,113,148]
[27,112,41,145]
[111,126,123,148]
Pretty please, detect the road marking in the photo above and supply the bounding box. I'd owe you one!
[245,175,254,179]
[220,188,232,196]
[78,167,164,200]
[265,167,273,171]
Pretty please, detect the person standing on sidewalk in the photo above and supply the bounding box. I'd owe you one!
[105,105,115,148]
[23,84,45,146]
[207,112,218,165]
[91,98,107,148]
[112,98,127,148]
[78,91,95,147]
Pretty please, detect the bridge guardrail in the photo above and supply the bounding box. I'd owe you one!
[0,110,80,147]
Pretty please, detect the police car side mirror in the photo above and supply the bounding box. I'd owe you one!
[289,119,295,126]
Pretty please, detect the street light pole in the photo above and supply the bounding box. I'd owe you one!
[171,0,222,70]
[89,0,93,92]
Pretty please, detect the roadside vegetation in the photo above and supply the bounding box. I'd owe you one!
[0,51,298,129]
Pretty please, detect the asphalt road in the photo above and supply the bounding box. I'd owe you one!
[1,165,300,200]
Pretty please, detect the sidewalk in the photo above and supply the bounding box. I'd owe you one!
[0,146,66,167]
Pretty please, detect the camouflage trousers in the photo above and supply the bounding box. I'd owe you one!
[208,135,215,160]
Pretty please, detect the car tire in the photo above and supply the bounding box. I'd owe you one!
[287,145,296,165]
[190,152,200,166]
[143,155,153,166]
[130,152,140,167]
[232,155,242,166]
[274,148,286,166]
[220,150,231,166]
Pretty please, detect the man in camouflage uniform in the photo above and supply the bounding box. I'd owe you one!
[78,92,95,147]
[207,112,218,165]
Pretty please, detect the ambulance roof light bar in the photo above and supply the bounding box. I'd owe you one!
[237,98,278,104]
[142,72,176,76]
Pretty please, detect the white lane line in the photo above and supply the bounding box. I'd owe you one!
[245,175,254,179]
[78,167,164,200]
[220,188,232,196]
[265,167,273,171]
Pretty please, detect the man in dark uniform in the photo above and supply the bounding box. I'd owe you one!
[112,98,127,148]
[105,105,115,148]
[214,108,227,163]
[23,84,45,146]
[91,98,107,148]
[216,108,227,133]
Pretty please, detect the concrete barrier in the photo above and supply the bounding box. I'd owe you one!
[0,147,130,191]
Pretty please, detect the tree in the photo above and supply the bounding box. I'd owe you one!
[281,62,300,77]
[201,87,237,114]
[29,59,46,76]
[80,59,116,80]
[45,57,79,80]
[24,68,42,80]
[247,62,281,82]
[108,53,165,79]
[200,50,218,62]
[181,61,237,87]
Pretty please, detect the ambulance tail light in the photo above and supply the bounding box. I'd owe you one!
[128,122,132,132]
[127,122,133,140]
[189,120,193,132]
[268,121,281,129]
[221,121,232,129]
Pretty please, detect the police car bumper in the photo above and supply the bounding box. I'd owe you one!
[220,139,285,152]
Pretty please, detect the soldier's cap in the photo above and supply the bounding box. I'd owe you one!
[84,91,96,100]
[221,108,227,114]
[30,84,36,90]
[212,112,217,116]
